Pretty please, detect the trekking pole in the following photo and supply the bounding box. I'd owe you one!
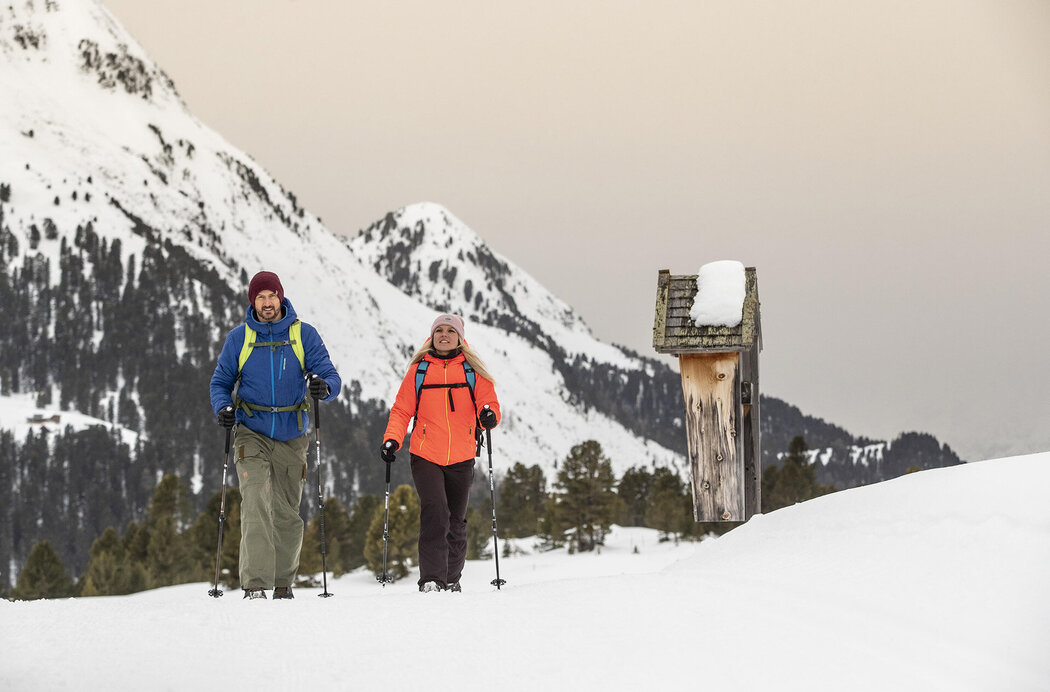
[208,419,233,598]
[483,406,507,589]
[313,395,333,598]
[376,460,393,587]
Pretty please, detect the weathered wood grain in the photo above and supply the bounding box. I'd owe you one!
[680,353,744,521]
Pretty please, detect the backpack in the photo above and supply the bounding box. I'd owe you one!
[233,320,310,430]
[413,358,482,454]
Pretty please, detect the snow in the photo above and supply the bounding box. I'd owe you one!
[2,453,1047,691]
[690,260,746,328]
[0,392,138,447]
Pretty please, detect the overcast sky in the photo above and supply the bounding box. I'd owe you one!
[101,0,1050,461]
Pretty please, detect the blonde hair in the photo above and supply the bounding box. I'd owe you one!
[409,339,495,384]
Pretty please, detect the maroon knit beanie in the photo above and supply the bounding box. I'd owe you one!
[248,271,284,305]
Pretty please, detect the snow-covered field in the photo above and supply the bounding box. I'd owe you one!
[0,392,138,447]
[2,453,1048,691]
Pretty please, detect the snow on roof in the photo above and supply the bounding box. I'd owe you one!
[689,260,745,328]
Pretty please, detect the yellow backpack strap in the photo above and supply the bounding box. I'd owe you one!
[237,324,256,372]
[237,321,304,373]
[289,320,305,371]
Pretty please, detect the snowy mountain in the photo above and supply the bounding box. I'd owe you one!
[350,204,637,368]
[0,0,678,467]
[0,0,961,584]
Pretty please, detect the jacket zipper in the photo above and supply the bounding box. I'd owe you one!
[443,361,452,464]
[268,324,276,438]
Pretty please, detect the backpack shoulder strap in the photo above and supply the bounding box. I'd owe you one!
[237,324,256,372]
[463,362,477,408]
[462,362,481,455]
[237,321,305,373]
[289,320,305,371]
[413,359,430,421]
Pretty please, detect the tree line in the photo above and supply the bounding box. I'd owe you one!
[4,435,837,600]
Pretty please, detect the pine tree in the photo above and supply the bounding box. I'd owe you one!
[554,441,619,552]
[618,466,653,526]
[12,540,75,600]
[144,475,193,588]
[147,474,193,528]
[344,494,382,573]
[497,462,547,538]
[301,497,352,579]
[107,518,151,595]
[464,504,489,560]
[644,468,690,541]
[186,487,242,590]
[325,497,354,577]
[364,484,420,582]
[147,516,190,588]
[762,435,836,512]
[536,495,564,550]
[81,526,125,597]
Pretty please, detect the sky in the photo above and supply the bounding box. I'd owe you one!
[2,452,1047,690]
[98,0,1050,461]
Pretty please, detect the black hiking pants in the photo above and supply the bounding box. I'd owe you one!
[411,454,475,588]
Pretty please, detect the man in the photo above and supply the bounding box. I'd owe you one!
[210,270,341,600]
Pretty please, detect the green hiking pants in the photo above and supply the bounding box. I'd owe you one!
[234,426,309,589]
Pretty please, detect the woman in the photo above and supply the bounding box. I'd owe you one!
[380,314,500,592]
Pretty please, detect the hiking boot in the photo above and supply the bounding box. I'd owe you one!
[419,581,445,593]
[243,588,267,600]
[272,586,294,600]
[448,582,462,593]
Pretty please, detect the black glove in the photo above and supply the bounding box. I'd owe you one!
[216,406,235,429]
[308,374,330,399]
[380,440,399,463]
[479,407,497,430]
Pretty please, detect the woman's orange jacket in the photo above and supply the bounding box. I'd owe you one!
[383,352,500,466]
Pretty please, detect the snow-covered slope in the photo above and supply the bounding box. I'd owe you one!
[0,0,679,476]
[350,203,640,369]
[2,453,1046,690]
[0,391,137,447]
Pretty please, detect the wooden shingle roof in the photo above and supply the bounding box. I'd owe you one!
[652,267,761,354]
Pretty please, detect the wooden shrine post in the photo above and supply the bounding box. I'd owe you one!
[652,268,763,522]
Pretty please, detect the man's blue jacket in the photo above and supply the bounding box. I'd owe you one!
[210,298,340,441]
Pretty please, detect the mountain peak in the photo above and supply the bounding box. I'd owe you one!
[365,202,488,263]
[351,202,619,362]
[393,201,471,235]
[1,0,183,109]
